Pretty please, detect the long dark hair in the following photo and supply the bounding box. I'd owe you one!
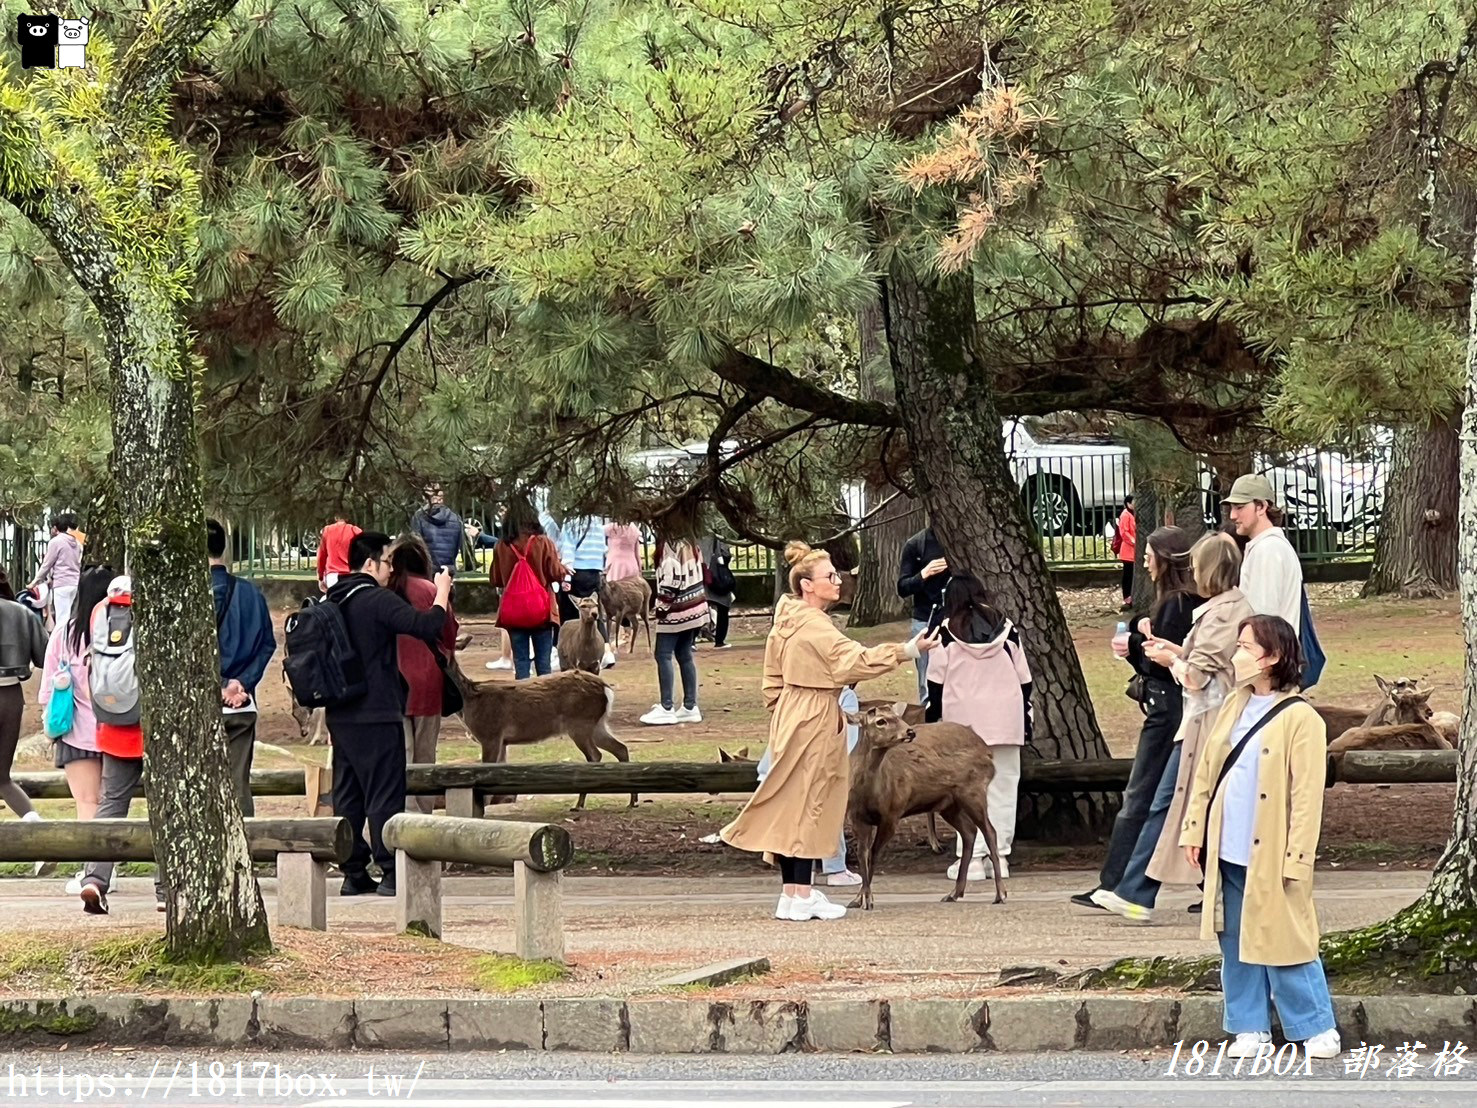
[69,566,114,655]
[1145,526,1195,623]
[942,574,1005,643]
[388,534,432,596]
[501,497,542,545]
[0,567,12,602]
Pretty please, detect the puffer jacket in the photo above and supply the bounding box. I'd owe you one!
[0,597,47,680]
[412,504,464,570]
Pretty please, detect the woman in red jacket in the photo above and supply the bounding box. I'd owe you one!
[389,536,460,812]
[1116,495,1137,610]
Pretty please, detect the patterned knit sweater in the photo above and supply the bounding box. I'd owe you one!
[653,544,709,634]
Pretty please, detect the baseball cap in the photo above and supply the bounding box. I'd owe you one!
[1221,474,1276,506]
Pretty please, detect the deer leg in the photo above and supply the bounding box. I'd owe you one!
[848,818,875,910]
[958,793,1006,905]
[863,817,898,911]
[937,807,973,903]
[926,812,944,854]
[594,725,637,808]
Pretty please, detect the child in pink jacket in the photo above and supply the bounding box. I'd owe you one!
[925,574,1033,881]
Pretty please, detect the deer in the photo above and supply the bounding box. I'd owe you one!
[557,595,607,674]
[445,652,634,810]
[1328,678,1452,755]
[843,701,1006,910]
[600,575,653,654]
[1316,675,1436,744]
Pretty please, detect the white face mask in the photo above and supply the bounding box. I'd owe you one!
[1232,647,1263,686]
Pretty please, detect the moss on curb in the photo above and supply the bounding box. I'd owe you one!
[0,1001,100,1037]
[471,954,569,992]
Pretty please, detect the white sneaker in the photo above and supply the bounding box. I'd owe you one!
[823,869,862,886]
[675,706,702,723]
[1302,1029,1341,1058]
[1089,887,1152,923]
[1226,1031,1272,1058]
[550,649,561,672]
[773,895,793,920]
[65,874,83,896]
[787,890,846,921]
[602,649,616,669]
[946,858,991,881]
[485,658,512,671]
[640,705,680,726]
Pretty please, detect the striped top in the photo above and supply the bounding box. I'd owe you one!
[654,543,709,634]
[560,516,609,572]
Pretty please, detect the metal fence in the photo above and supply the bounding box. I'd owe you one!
[0,438,1388,583]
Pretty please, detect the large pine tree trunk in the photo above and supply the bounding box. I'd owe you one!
[850,485,922,627]
[1363,415,1459,598]
[882,261,1113,839]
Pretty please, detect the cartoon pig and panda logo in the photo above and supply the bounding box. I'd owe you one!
[16,14,88,69]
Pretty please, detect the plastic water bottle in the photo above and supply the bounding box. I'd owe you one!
[1112,621,1130,658]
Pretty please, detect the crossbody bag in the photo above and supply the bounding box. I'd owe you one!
[1199,695,1305,863]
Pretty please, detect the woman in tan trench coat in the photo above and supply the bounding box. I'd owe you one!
[721,542,936,922]
[1178,614,1338,1059]
[1093,533,1251,922]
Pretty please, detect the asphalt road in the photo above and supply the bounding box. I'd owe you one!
[4,1050,1474,1107]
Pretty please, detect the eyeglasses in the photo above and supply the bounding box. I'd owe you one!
[814,571,843,585]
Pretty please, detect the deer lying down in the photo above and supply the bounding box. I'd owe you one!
[844,702,1005,910]
[1326,678,1453,754]
[446,655,634,810]
[1316,674,1435,744]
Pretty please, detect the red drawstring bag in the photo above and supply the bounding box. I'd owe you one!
[498,542,550,629]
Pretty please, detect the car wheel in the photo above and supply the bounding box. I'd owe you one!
[1023,476,1083,537]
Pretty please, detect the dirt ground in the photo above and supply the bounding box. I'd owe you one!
[9,583,1463,876]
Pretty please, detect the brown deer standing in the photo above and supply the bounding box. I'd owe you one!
[844,702,1006,910]
[600,576,653,654]
[557,595,607,674]
[445,653,635,809]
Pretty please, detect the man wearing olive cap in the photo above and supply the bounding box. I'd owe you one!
[1222,474,1303,633]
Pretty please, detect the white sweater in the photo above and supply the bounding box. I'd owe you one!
[1240,527,1303,634]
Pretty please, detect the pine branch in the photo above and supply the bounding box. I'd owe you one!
[712,343,902,428]
[108,0,246,117]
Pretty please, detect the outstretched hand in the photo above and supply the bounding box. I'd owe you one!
[911,627,943,654]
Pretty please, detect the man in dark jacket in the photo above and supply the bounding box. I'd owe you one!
[326,531,451,896]
[897,524,949,705]
[411,485,464,573]
[208,520,277,816]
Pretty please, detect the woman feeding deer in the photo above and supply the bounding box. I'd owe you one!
[720,541,939,922]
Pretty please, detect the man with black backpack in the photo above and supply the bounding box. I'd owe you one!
[208,520,276,816]
[306,531,450,897]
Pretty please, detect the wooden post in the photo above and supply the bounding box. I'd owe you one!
[444,788,483,819]
[514,860,564,963]
[396,848,442,938]
[276,852,326,931]
[305,757,334,817]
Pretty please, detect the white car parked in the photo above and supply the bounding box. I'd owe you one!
[1003,420,1132,536]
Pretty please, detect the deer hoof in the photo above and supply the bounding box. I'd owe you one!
[941,892,961,903]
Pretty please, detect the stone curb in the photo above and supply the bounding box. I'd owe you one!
[0,994,1471,1053]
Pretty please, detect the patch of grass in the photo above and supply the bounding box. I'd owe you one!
[0,862,157,878]
[88,935,275,992]
[470,954,569,992]
[0,942,71,991]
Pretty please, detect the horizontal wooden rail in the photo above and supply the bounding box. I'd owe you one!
[1327,749,1459,786]
[17,768,308,800]
[0,818,352,863]
[382,814,573,872]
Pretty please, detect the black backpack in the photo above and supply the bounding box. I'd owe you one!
[282,585,372,709]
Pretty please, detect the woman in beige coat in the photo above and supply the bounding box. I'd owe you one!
[1179,614,1338,1059]
[1094,533,1252,922]
[721,542,936,922]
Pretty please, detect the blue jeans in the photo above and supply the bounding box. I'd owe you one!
[1114,742,1181,909]
[655,629,698,710]
[1097,679,1181,890]
[757,729,854,874]
[1218,861,1335,1040]
[509,626,554,680]
[911,618,930,705]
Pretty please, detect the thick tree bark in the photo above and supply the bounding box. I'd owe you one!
[881,261,1113,839]
[882,265,1110,761]
[1363,415,1459,598]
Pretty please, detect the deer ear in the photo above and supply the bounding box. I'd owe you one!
[841,710,861,726]
[1374,675,1391,696]
[1417,688,1434,703]
[892,701,909,719]
[737,747,749,759]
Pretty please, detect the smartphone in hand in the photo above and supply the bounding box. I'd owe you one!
[925,603,945,637]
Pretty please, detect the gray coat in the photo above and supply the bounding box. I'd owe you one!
[0,598,47,681]
[699,535,735,608]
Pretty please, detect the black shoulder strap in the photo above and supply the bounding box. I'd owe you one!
[1209,696,1306,806]
[216,574,238,630]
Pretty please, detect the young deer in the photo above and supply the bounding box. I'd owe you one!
[844,702,1006,910]
[445,653,635,809]
[600,576,653,654]
[557,595,607,674]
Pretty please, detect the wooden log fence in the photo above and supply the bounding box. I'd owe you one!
[0,818,352,932]
[382,814,572,962]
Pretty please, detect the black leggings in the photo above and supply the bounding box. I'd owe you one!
[1121,561,1134,600]
[777,854,816,886]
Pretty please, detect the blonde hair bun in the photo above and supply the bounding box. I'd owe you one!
[784,540,813,567]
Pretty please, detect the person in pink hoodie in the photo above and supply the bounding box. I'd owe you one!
[925,574,1033,882]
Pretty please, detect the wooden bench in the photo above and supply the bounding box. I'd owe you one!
[381,814,573,962]
[0,817,352,932]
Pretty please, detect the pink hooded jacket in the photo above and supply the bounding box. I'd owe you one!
[929,619,1033,746]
